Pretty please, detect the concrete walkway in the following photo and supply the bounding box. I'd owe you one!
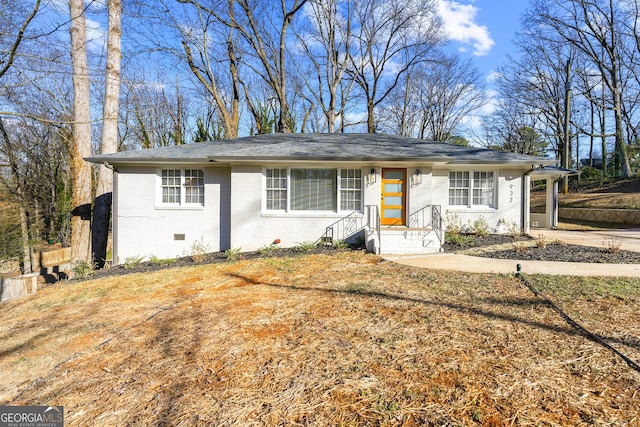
[384,229,640,277]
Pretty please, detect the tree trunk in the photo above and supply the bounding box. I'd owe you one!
[19,204,32,274]
[367,99,375,133]
[69,0,93,266]
[93,0,121,268]
[612,84,632,177]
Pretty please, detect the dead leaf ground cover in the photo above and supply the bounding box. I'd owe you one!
[1,252,639,426]
[531,177,640,211]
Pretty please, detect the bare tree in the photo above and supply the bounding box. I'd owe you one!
[295,0,354,132]
[0,118,32,273]
[119,74,190,149]
[178,0,309,133]
[480,98,549,157]
[68,0,93,265]
[348,0,442,133]
[533,0,633,177]
[93,0,122,268]
[0,0,42,271]
[170,0,242,138]
[0,0,41,80]
[378,53,486,141]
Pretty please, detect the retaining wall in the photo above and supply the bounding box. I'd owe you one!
[0,273,39,302]
[559,208,640,226]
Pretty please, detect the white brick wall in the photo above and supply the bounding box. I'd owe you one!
[114,164,529,261]
[115,166,230,262]
[230,165,372,251]
[434,167,525,234]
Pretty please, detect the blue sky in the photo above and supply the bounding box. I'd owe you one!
[438,0,529,82]
[46,0,528,89]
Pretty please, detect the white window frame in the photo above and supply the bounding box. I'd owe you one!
[448,170,496,209]
[264,167,363,213]
[158,168,205,208]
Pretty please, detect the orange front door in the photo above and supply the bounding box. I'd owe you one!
[381,168,406,225]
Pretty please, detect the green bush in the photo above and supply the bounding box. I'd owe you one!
[123,255,145,269]
[258,244,279,256]
[148,255,175,266]
[471,216,490,237]
[224,247,242,261]
[579,166,604,181]
[72,261,94,279]
[444,233,475,247]
[293,241,318,253]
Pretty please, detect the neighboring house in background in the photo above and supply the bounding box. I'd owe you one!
[86,133,570,264]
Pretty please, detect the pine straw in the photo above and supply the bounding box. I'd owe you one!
[1,252,639,426]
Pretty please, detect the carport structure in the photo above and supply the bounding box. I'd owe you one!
[527,166,579,230]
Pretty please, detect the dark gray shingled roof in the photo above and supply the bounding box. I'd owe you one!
[85,133,556,165]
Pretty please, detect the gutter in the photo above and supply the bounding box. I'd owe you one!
[103,161,118,173]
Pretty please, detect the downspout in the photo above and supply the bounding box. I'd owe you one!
[103,162,118,265]
[552,178,560,228]
[521,165,540,235]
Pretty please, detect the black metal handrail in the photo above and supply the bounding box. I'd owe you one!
[406,204,443,245]
[322,205,380,245]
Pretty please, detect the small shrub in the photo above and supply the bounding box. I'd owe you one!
[71,261,94,279]
[579,166,604,181]
[293,241,318,253]
[258,244,279,256]
[123,255,145,269]
[189,238,211,262]
[603,238,622,254]
[445,213,463,236]
[445,233,475,247]
[331,239,350,249]
[513,241,528,254]
[535,234,547,249]
[507,221,521,238]
[148,255,175,266]
[471,216,490,237]
[224,247,242,261]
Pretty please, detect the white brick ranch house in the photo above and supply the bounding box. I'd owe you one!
[86,133,568,264]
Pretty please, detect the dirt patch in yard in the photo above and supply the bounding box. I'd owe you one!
[1,252,639,425]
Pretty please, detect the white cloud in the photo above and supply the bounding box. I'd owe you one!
[486,70,501,83]
[437,0,494,56]
[86,18,106,53]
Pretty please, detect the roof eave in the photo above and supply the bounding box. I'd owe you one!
[445,159,556,166]
[206,155,455,162]
[84,156,209,164]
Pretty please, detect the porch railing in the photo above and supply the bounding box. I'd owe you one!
[407,204,443,245]
[322,204,442,252]
[322,205,380,245]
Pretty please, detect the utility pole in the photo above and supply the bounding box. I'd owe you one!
[562,59,571,194]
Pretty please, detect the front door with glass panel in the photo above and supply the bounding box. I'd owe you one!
[381,168,406,225]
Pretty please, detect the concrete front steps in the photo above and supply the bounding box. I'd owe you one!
[377,228,441,255]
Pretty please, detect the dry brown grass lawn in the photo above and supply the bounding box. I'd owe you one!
[532,178,640,211]
[1,252,639,426]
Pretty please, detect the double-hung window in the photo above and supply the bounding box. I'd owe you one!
[160,169,204,206]
[340,169,363,211]
[265,168,362,212]
[266,168,287,210]
[448,171,495,208]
